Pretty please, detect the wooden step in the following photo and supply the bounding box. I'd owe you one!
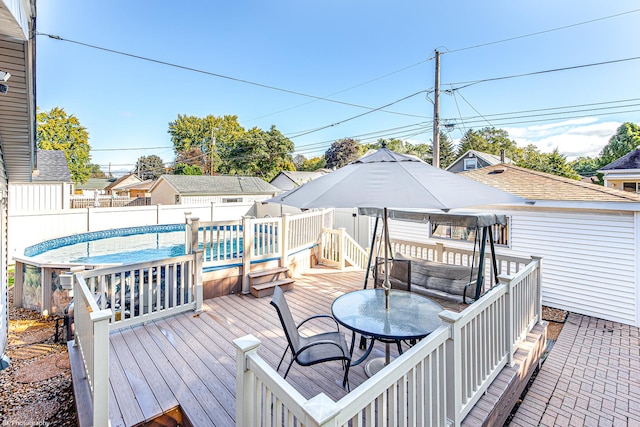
[250,278,295,298]
[247,266,289,279]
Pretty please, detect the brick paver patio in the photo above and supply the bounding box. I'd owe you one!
[510,313,640,427]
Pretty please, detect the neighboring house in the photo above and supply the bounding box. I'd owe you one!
[75,178,113,195]
[0,1,37,369]
[32,149,72,182]
[117,179,154,198]
[598,146,640,193]
[105,173,143,196]
[448,163,640,326]
[446,149,511,173]
[149,175,281,205]
[270,170,328,191]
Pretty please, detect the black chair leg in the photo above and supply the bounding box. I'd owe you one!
[277,345,290,371]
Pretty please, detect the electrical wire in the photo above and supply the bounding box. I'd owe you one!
[446,8,640,54]
[445,56,640,91]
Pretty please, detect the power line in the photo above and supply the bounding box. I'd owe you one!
[446,8,640,54]
[39,32,428,119]
[445,56,640,90]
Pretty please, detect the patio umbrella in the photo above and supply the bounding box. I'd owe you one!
[267,144,525,308]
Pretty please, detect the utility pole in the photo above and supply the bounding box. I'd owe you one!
[432,49,441,169]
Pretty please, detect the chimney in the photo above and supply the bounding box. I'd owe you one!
[500,149,505,163]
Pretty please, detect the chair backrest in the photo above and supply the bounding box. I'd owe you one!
[270,286,300,353]
[374,257,411,291]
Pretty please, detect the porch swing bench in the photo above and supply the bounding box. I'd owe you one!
[374,254,481,304]
[367,210,507,305]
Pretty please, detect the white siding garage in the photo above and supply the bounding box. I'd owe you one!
[506,209,638,326]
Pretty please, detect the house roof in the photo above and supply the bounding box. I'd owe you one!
[271,171,327,186]
[460,163,640,202]
[446,150,511,171]
[75,178,114,191]
[32,150,71,182]
[599,147,640,171]
[117,180,154,191]
[154,175,280,195]
[105,173,142,191]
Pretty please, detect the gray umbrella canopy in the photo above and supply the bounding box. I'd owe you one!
[268,147,524,210]
[267,146,524,309]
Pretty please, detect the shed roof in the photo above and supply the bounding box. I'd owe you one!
[32,150,71,182]
[155,175,280,195]
[75,178,113,190]
[271,170,327,186]
[460,163,640,202]
[599,147,640,171]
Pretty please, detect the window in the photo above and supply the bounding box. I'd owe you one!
[222,197,243,203]
[430,219,510,247]
[464,158,478,170]
[622,182,640,193]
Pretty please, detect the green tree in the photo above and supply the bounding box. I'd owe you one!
[136,155,165,180]
[325,138,360,169]
[88,163,106,178]
[225,125,295,180]
[542,149,581,179]
[599,122,640,167]
[570,156,600,178]
[456,127,521,161]
[426,132,457,168]
[299,156,327,171]
[174,163,203,175]
[168,114,244,175]
[36,107,91,183]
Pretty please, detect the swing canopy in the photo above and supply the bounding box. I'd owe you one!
[358,208,506,228]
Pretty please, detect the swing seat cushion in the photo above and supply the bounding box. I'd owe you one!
[394,253,477,303]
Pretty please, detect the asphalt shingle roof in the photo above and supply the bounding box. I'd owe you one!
[159,175,280,195]
[460,163,640,202]
[33,150,71,182]
[276,171,327,185]
[599,147,640,171]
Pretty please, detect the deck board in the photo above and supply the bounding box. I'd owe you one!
[108,267,511,426]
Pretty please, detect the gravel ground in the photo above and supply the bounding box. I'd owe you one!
[1,288,77,426]
[542,306,568,341]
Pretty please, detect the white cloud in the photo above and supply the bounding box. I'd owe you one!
[505,119,621,160]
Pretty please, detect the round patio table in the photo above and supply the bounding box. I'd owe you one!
[331,288,443,376]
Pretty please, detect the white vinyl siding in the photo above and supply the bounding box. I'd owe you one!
[506,210,637,326]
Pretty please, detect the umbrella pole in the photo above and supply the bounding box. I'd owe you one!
[363,216,380,289]
[383,208,391,309]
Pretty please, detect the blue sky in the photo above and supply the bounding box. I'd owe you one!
[36,1,640,176]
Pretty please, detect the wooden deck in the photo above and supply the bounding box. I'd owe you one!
[105,266,540,426]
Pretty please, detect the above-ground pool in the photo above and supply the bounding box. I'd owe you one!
[24,224,187,265]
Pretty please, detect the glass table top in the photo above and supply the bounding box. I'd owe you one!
[331,289,444,340]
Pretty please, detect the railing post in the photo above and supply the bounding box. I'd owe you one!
[440,310,462,427]
[436,242,445,263]
[242,216,253,294]
[531,256,543,324]
[280,214,290,268]
[91,308,112,427]
[13,261,23,307]
[338,227,346,270]
[500,273,516,367]
[184,212,192,255]
[194,249,203,312]
[233,334,261,427]
[190,217,200,254]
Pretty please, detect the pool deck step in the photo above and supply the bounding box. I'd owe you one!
[249,267,294,297]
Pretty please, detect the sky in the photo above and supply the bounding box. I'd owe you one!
[35,1,640,177]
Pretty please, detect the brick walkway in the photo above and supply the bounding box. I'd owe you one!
[510,314,640,427]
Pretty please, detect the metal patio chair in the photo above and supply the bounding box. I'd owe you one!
[270,285,352,389]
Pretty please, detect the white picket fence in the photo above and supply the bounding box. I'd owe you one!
[234,257,542,427]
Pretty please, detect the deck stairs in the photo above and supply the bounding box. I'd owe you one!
[249,267,295,297]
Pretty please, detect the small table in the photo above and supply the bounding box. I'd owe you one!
[331,289,443,376]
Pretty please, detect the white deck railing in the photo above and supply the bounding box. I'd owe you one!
[79,252,203,331]
[320,227,370,270]
[234,257,542,427]
[72,273,112,427]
